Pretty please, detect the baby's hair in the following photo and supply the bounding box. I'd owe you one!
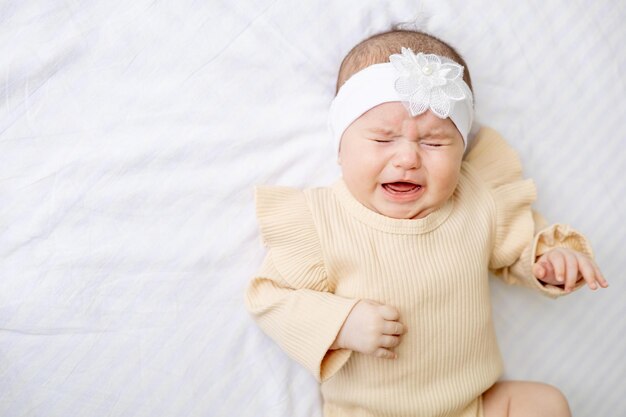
[336,29,473,94]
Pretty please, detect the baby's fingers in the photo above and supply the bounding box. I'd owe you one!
[594,264,609,288]
[549,252,566,284]
[380,335,401,349]
[375,348,397,360]
[577,256,599,290]
[578,255,609,290]
[563,251,580,292]
[382,320,406,336]
[379,305,400,321]
[533,259,555,281]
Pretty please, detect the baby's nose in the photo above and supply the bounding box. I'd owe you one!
[392,143,420,169]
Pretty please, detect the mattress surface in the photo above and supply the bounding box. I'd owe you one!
[1,1,624,416]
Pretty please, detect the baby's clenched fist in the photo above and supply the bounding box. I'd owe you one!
[331,300,406,359]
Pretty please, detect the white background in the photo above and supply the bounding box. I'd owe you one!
[1,1,625,416]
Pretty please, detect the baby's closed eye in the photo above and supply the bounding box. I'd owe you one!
[420,141,448,148]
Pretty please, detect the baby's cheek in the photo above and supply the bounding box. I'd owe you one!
[433,159,461,189]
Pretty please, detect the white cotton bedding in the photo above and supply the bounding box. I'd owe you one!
[1,1,625,416]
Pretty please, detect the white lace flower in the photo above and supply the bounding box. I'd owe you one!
[390,47,467,118]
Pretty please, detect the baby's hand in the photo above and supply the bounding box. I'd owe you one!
[331,300,406,359]
[532,247,608,293]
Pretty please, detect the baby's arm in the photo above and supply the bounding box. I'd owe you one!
[490,212,605,297]
[532,248,608,293]
[246,254,359,382]
[465,128,607,297]
[249,185,407,375]
[330,300,406,360]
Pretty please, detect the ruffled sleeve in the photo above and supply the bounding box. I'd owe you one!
[255,186,329,291]
[465,127,593,298]
[245,186,358,381]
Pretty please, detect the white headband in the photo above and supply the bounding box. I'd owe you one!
[329,48,474,151]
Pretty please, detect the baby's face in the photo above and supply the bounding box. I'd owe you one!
[338,102,464,219]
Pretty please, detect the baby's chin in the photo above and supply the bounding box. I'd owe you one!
[376,203,435,220]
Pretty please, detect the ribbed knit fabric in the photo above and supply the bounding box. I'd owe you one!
[245,127,593,417]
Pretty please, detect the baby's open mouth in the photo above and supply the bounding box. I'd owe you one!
[382,182,422,193]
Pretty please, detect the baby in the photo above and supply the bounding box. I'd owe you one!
[245,29,608,417]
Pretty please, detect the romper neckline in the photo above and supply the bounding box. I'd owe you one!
[331,179,454,235]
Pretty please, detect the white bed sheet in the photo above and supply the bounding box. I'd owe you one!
[1,1,625,416]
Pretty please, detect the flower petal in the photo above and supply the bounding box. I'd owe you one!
[429,87,451,118]
[417,53,428,69]
[390,54,412,74]
[438,67,451,78]
[407,86,430,116]
[402,47,419,65]
[419,75,434,90]
[430,73,448,87]
[422,54,442,68]
[401,47,414,57]
[440,63,463,80]
[409,99,429,116]
[395,75,420,96]
[441,81,465,100]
